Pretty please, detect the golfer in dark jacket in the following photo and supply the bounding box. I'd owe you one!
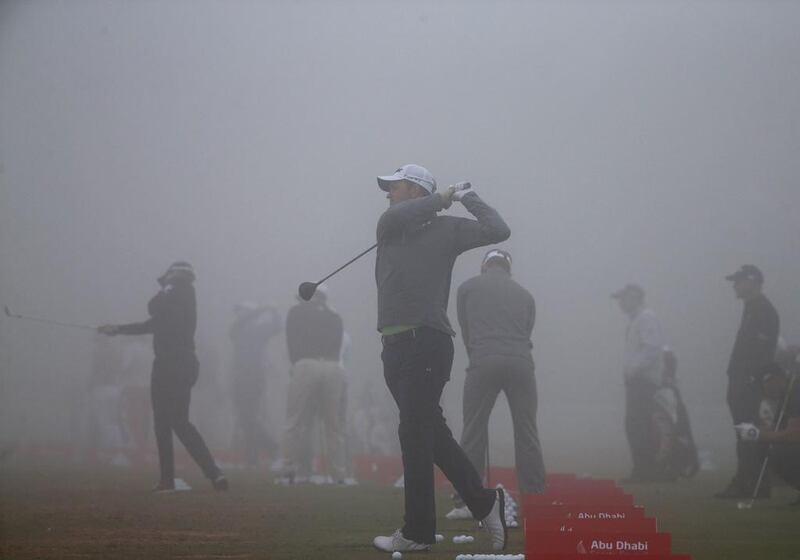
[715,265,779,499]
[447,249,545,520]
[280,285,346,483]
[372,164,510,553]
[99,262,227,492]
[735,361,800,505]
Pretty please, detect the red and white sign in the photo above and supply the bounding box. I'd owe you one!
[528,517,657,533]
[524,504,647,521]
[526,555,690,560]
[526,530,671,555]
[524,492,635,507]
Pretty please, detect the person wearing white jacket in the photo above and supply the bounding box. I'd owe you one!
[613,283,665,482]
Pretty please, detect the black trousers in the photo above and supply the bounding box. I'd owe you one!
[151,356,220,484]
[770,445,800,491]
[624,376,658,479]
[726,375,769,494]
[382,327,495,544]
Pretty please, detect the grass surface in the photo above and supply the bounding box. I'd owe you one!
[0,464,797,559]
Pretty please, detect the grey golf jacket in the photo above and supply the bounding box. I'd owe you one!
[456,267,535,362]
[375,191,510,336]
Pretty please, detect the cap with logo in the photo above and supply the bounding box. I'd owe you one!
[725,264,763,284]
[377,164,437,194]
[483,249,512,267]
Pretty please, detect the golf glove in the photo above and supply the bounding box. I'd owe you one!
[734,423,760,442]
[439,186,457,209]
[451,189,471,202]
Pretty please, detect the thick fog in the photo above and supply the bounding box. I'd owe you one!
[1,0,798,474]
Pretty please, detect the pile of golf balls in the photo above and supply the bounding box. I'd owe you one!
[498,484,519,528]
[453,534,475,544]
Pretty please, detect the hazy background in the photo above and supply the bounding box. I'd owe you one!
[1,0,798,475]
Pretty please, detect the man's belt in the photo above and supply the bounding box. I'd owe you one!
[381,328,419,345]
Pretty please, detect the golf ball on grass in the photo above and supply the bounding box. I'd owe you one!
[737,500,752,510]
[392,552,402,560]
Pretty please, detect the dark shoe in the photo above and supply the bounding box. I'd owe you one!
[211,475,229,491]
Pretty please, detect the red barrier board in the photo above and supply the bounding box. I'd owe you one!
[528,517,657,533]
[353,455,403,485]
[546,472,578,485]
[524,504,646,521]
[524,492,635,506]
[527,555,690,560]
[526,530,671,555]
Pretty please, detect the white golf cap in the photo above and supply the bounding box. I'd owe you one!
[483,249,512,265]
[377,164,437,194]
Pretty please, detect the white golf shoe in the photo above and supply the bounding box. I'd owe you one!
[445,506,473,520]
[480,488,507,551]
[373,529,431,552]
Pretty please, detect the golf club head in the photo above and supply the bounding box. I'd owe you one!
[298,282,318,301]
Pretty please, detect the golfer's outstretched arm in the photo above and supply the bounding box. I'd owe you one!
[376,195,443,240]
[115,318,154,335]
[454,192,511,253]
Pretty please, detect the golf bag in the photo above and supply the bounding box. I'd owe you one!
[651,350,700,479]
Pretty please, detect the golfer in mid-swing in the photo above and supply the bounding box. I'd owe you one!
[373,164,510,553]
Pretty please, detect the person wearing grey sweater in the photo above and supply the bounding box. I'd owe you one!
[447,249,545,521]
[372,164,511,554]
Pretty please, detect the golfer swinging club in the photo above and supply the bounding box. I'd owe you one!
[98,262,228,493]
[372,164,510,553]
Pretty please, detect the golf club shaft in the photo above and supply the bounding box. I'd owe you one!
[316,243,377,285]
[310,183,467,287]
[749,371,797,503]
[4,306,94,330]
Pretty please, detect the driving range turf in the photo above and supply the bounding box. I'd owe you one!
[0,464,797,559]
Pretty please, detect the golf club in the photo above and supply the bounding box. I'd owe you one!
[3,305,96,331]
[297,181,472,301]
[738,370,797,510]
[298,243,378,301]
